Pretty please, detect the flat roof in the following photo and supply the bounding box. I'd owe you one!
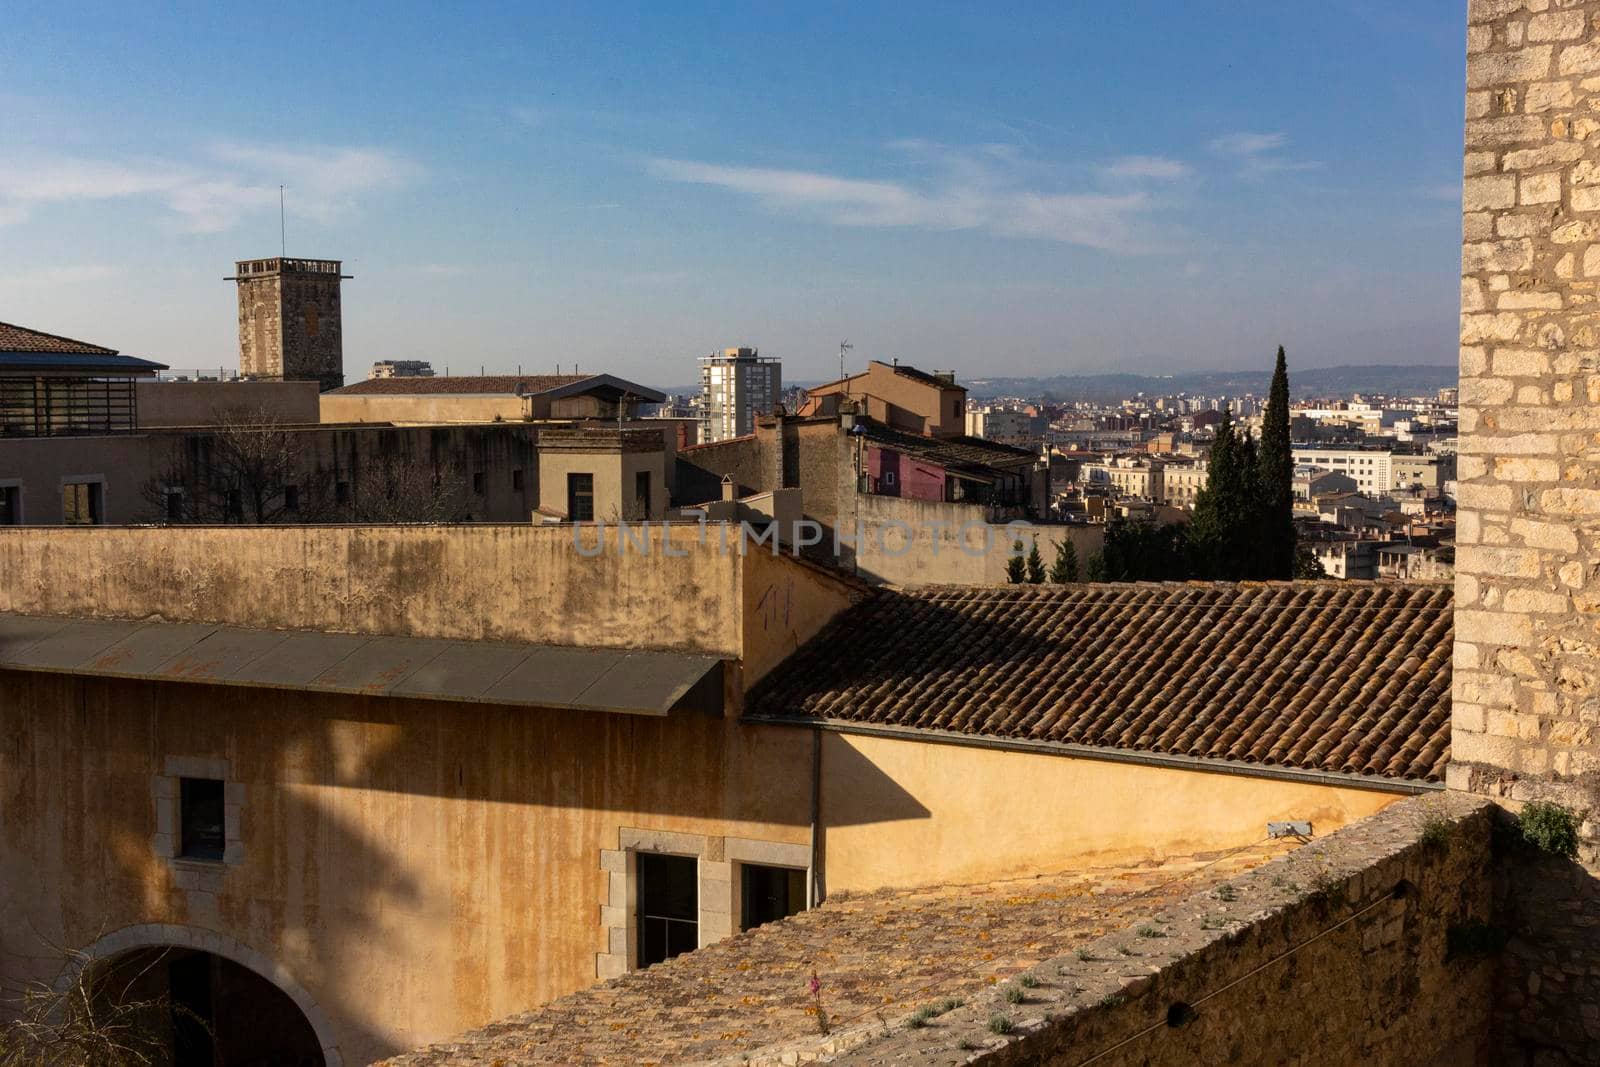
[0,614,722,717]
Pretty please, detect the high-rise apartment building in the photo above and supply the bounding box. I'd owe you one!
[697,347,780,443]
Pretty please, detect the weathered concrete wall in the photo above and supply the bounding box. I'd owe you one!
[826,793,1495,1066]
[0,523,863,673]
[319,393,529,425]
[137,380,322,427]
[0,671,816,1065]
[0,423,544,525]
[1453,3,1600,1060]
[818,730,1408,894]
[0,524,745,656]
[853,494,1104,586]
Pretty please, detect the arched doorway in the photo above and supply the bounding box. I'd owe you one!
[93,946,326,1067]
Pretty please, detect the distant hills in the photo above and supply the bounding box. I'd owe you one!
[962,364,1459,403]
[656,364,1459,404]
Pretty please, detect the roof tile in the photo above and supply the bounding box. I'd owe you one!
[747,581,1453,782]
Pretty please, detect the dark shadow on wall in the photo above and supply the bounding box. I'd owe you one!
[1490,808,1600,1066]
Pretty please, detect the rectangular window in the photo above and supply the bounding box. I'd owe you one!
[179,777,226,861]
[0,486,19,525]
[164,488,184,523]
[512,468,525,492]
[741,863,807,932]
[336,480,350,505]
[62,481,102,525]
[636,852,697,968]
[472,471,486,495]
[635,471,651,516]
[567,473,595,522]
[283,484,299,512]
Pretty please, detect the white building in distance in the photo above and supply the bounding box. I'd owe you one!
[697,347,781,443]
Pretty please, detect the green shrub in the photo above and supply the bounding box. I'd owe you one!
[988,1014,1013,1035]
[1004,985,1025,1005]
[1520,800,1584,859]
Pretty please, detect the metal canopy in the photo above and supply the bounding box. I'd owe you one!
[0,614,722,717]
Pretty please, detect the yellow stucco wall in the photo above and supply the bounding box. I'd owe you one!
[319,394,529,424]
[0,672,815,1065]
[818,731,1406,894]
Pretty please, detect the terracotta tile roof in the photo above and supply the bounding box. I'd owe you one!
[0,320,118,354]
[748,581,1453,783]
[329,374,591,395]
[379,842,1292,1066]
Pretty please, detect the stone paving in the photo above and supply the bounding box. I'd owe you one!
[381,841,1296,1066]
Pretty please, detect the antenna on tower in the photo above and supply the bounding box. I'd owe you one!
[279,186,286,257]
[839,340,853,388]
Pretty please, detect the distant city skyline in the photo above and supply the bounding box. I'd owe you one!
[3,2,1467,381]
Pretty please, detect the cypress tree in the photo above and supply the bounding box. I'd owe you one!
[1049,538,1079,583]
[1025,537,1046,584]
[1005,540,1026,583]
[1258,345,1295,578]
[1189,406,1253,580]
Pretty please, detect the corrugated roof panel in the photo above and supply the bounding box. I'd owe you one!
[310,636,453,693]
[392,642,530,700]
[481,646,626,707]
[8,619,141,668]
[229,631,371,687]
[156,628,293,682]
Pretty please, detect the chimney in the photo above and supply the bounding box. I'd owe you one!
[770,412,786,489]
[721,474,737,502]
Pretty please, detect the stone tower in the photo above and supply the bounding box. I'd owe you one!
[227,257,351,391]
[1454,0,1600,1059]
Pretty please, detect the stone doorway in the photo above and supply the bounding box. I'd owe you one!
[95,947,325,1067]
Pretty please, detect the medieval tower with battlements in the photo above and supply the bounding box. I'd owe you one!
[228,257,350,391]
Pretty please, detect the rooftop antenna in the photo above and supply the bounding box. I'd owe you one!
[279,186,286,257]
[839,340,852,390]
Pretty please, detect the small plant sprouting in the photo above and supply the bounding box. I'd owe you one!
[1200,914,1227,930]
[1018,974,1039,989]
[908,1004,937,1029]
[1098,993,1125,1008]
[1074,946,1093,961]
[1310,868,1347,907]
[989,1014,1014,1035]
[1116,943,1134,956]
[1004,985,1025,1005]
[1214,884,1237,902]
[939,997,962,1013]
[1135,923,1166,939]
[958,1038,976,1051]
[1520,800,1585,859]
[1420,812,1454,850]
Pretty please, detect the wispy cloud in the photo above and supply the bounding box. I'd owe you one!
[0,263,119,287]
[648,145,1168,252]
[0,142,417,232]
[1103,155,1192,180]
[1207,131,1319,177]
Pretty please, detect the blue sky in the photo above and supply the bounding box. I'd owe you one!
[2,2,1466,385]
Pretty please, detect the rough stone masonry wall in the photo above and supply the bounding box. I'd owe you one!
[817,794,1494,1066]
[1453,1,1600,1061]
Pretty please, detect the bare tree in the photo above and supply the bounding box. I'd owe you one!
[348,454,469,524]
[0,943,202,1067]
[142,406,335,524]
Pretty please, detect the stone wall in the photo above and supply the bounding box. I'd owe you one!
[1453,2,1600,1060]
[821,793,1495,1066]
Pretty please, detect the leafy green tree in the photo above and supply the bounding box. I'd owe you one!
[1294,545,1326,579]
[1085,552,1107,582]
[1005,540,1026,584]
[1101,519,1191,581]
[1049,538,1079,583]
[1257,345,1296,578]
[1188,406,1258,580]
[1025,537,1046,584]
